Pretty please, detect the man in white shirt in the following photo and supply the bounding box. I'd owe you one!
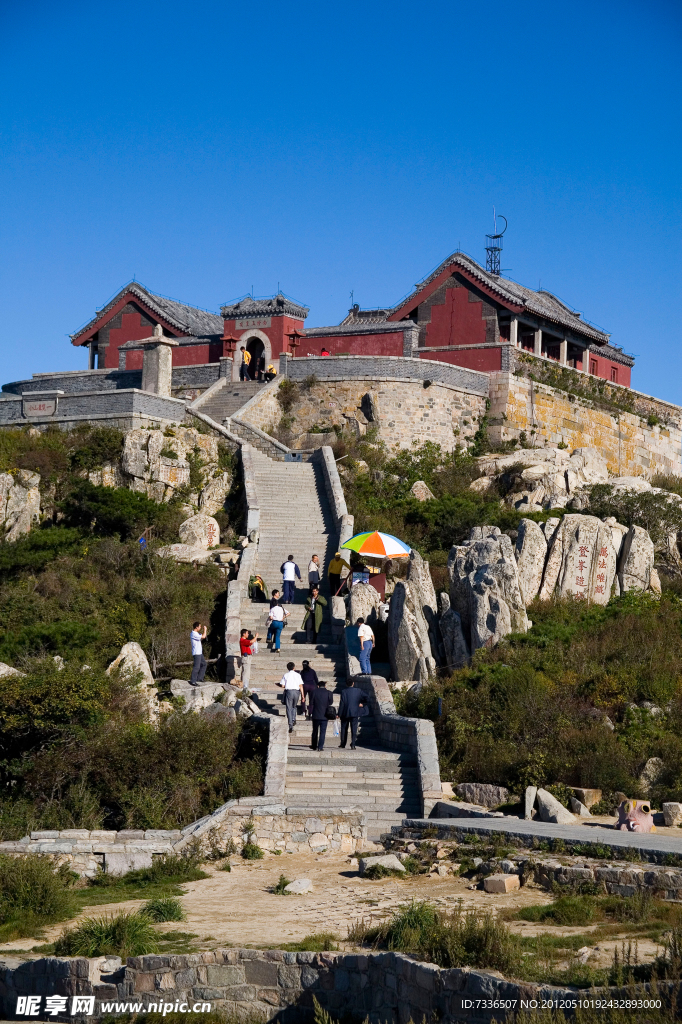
[356,617,374,675]
[277,662,305,734]
[280,555,301,605]
[267,602,288,653]
[307,554,321,592]
[190,620,207,686]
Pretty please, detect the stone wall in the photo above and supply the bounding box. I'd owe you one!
[349,675,441,818]
[0,390,187,433]
[489,371,682,478]
[2,364,220,398]
[1,949,668,1023]
[240,372,487,453]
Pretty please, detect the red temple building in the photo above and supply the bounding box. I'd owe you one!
[70,251,634,387]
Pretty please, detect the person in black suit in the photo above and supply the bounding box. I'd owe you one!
[338,679,368,750]
[309,680,334,751]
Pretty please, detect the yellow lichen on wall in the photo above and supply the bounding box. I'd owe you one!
[489,372,682,478]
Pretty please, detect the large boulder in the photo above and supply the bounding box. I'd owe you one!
[0,662,25,679]
[348,582,382,627]
[536,788,575,824]
[477,447,608,511]
[455,783,509,808]
[539,514,618,605]
[618,524,655,594]
[199,473,232,516]
[387,551,440,682]
[448,527,529,654]
[410,480,435,502]
[106,642,158,722]
[170,680,225,712]
[514,519,547,605]
[178,513,220,550]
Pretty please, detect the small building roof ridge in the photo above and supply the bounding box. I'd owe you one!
[220,292,309,320]
[70,281,223,343]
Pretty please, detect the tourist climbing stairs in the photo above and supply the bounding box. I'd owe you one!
[238,447,422,839]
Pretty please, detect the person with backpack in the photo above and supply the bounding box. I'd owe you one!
[280,554,301,605]
[309,679,334,751]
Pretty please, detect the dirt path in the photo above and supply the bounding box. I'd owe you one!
[0,851,553,952]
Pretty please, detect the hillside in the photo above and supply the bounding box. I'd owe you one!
[335,429,682,809]
[0,425,262,840]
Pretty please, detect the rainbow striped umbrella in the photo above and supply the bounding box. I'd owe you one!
[341,531,411,559]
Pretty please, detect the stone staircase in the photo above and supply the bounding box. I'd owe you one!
[238,448,423,839]
[200,381,264,424]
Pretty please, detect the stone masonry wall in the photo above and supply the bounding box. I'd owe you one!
[1,949,668,1023]
[489,371,682,477]
[240,378,487,453]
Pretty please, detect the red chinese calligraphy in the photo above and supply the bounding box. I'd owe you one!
[578,560,586,571]
[579,546,588,557]
[595,585,605,595]
[598,559,606,569]
[597,573,605,583]
[576,576,585,586]
[207,523,217,545]
[599,547,608,557]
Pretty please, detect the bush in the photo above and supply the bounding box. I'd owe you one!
[518,895,597,927]
[59,481,185,542]
[54,911,158,957]
[0,854,76,927]
[241,838,264,860]
[364,863,404,880]
[272,873,291,894]
[141,897,186,922]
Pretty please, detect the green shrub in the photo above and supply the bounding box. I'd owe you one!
[0,854,76,926]
[364,863,403,880]
[241,838,264,860]
[272,873,291,894]
[141,897,186,922]
[54,911,158,957]
[68,427,125,471]
[518,895,597,927]
[59,481,185,541]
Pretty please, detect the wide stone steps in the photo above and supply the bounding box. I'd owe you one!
[201,382,264,422]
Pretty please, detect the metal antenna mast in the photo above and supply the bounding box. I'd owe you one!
[485,212,507,276]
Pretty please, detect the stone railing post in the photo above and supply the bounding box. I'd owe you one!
[141,325,178,396]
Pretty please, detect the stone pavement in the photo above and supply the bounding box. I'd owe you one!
[401,815,682,861]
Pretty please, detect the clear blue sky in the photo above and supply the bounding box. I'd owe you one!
[1,0,681,401]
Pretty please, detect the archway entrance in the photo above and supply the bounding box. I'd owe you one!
[246,337,265,380]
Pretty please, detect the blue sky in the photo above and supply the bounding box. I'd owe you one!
[1,0,681,400]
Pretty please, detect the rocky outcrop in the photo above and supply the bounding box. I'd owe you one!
[387,551,440,682]
[476,446,609,512]
[118,426,232,510]
[106,642,158,723]
[348,582,382,627]
[0,470,41,542]
[514,519,547,605]
[448,526,529,657]
[539,514,619,605]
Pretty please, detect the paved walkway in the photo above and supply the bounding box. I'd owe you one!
[402,816,682,858]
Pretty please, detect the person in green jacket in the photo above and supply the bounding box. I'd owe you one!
[302,586,327,643]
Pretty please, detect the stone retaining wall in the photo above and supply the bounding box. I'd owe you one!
[489,369,682,478]
[1,949,671,1023]
[2,365,220,397]
[0,390,186,432]
[350,676,441,818]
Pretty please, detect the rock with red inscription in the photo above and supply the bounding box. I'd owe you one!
[178,512,220,549]
[539,514,617,605]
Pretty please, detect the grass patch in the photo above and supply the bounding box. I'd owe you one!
[140,897,186,922]
[280,932,338,952]
[363,863,405,880]
[54,911,158,957]
[241,839,264,860]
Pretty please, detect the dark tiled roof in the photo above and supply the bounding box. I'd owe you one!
[341,252,611,346]
[338,307,393,326]
[71,282,224,343]
[119,334,221,350]
[304,322,410,337]
[221,293,309,320]
[588,342,635,367]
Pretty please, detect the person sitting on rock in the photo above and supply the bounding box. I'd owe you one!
[190,620,207,686]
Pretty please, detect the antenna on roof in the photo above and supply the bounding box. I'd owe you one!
[485,210,507,276]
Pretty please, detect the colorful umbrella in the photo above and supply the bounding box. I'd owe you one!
[341,531,411,559]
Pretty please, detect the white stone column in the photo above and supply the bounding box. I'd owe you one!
[534,329,542,356]
[509,318,518,347]
[141,325,178,396]
[560,338,568,366]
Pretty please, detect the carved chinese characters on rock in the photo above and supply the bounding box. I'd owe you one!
[594,545,609,600]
